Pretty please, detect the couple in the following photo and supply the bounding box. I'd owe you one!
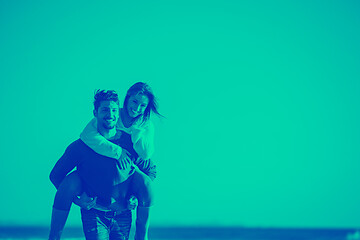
[49,82,161,240]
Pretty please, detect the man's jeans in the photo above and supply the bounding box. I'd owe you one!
[81,208,132,240]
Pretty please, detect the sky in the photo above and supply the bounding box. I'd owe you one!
[1,0,360,228]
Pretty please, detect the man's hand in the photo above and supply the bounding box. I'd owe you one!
[127,195,138,210]
[73,192,97,210]
[118,149,132,169]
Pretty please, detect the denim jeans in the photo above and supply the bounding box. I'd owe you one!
[81,208,132,240]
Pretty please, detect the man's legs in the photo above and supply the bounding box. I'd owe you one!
[81,208,110,240]
[49,171,82,240]
[111,210,132,240]
[81,209,132,240]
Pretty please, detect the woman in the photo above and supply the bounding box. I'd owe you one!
[49,82,161,240]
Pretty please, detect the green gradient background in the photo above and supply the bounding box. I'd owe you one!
[1,0,360,228]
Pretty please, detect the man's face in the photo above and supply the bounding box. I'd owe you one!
[94,100,119,130]
[126,93,149,118]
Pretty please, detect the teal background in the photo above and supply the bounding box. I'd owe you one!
[1,0,360,228]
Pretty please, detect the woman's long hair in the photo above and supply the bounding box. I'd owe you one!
[123,82,163,124]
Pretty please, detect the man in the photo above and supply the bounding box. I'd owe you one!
[50,90,153,240]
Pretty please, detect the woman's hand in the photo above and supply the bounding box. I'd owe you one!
[73,192,97,210]
[118,149,132,169]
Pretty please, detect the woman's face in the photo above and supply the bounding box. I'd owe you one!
[126,93,149,118]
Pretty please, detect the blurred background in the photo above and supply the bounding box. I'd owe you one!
[1,0,360,234]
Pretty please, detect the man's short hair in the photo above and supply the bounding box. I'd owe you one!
[93,89,119,111]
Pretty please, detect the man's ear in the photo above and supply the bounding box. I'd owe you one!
[93,109,97,117]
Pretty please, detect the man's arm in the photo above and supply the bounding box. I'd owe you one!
[49,141,80,189]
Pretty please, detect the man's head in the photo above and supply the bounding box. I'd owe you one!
[93,90,120,131]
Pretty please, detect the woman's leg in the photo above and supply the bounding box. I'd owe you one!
[135,206,151,240]
[129,169,154,240]
[49,171,83,240]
